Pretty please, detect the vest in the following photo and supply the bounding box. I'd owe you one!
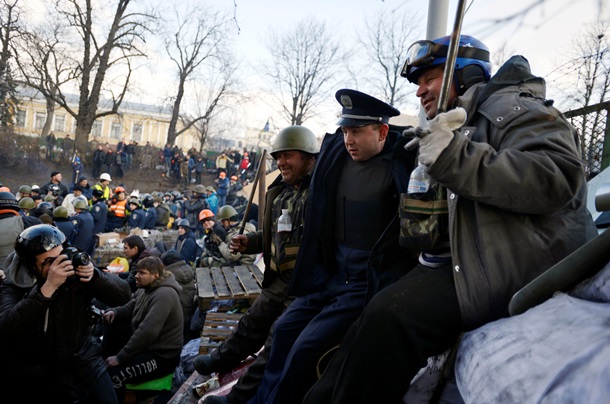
[110,199,127,217]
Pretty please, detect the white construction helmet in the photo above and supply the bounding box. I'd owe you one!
[100,173,112,182]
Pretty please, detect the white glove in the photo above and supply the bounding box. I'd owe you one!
[418,107,467,167]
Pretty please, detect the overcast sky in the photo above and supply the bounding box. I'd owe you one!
[222,0,605,133]
[23,0,608,137]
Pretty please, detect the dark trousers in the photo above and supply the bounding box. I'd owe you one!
[304,263,462,404]
[249,274,368,404]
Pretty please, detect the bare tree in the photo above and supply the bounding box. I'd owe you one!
[262,17,341,126]
[14,0,153,162]
[182,53,241,154]
[0,0,21,127]
[163,4,233,146]
[358,8,423,108]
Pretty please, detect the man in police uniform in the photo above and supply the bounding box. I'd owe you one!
[194,126,319,404]
[249,89,417,404]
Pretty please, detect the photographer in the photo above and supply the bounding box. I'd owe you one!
[0,224,131,403]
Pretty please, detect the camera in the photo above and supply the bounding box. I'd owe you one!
[61,246,91,269]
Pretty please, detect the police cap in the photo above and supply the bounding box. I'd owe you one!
[335,89,400,127]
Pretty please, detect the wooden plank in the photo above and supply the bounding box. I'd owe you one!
[250,265,265,287]
[211,267,231,297]
[234,265,263,295]
[205,312,243,322]
[196,267,215,300]
[222,267,246,297]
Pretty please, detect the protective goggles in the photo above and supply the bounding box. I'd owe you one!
[401,40,490,77]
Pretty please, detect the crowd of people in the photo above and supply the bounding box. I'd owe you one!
[0,32,601,403]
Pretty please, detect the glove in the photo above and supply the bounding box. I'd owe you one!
[418,107,467,167]
[210,233,223,245]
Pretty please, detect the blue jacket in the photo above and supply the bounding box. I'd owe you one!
[72,210,95,255]
[127,207,147,229]
[207,193,219,215]
[216,177,229,196]
[289,127,418,301]
[144,208,157,229]
[54,218,76,243]
[175,230,198,265]
[90,200,108,235]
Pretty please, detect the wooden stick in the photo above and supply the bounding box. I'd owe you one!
[239,149,267,235]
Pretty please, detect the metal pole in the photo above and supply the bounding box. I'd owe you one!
[239,149,267,235]
[437,0,467,114]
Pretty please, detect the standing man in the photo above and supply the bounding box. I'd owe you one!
[306,35,597,403]
[72,198,95,256]
[40,171,69,203]
[163,143,173,176]
[215,171,229,207]
[63,134,74,162]
[92,144,105,178]
[93,173,112,201]
[0,224,131,403]
[45,132,56,160]
[194,126,319,404]
[91,188,108,238]
[251,90,417,404]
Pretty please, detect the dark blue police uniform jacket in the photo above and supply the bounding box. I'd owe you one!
[289,126,418,301]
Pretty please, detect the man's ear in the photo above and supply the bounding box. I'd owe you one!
[379,124,390,141]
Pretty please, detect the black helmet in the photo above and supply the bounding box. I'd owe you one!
[38,202,54,211]
[15,224,67,271]
[0,191,19,212]
[142,194,154,208]
[92,188,105,199]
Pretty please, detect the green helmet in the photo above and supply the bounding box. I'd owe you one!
[18,197,35,210]
[18,185,32,194]
[271,125,320,159]
[53,206,69,218]
[73,198,89,210]
[217,205,238,221]
[193,184,207,194]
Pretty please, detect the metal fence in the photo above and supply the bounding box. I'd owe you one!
[564,101,610,179]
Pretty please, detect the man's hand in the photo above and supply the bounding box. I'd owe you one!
[41,255,73,297]
[105,356,119,367]
[103,310,116,324]
[210,233,223,245]
[75,262,95,282]
[230,234,248,254]
[418,107,467,167]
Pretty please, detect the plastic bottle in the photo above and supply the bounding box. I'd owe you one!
[277,209,292,232]
[407,163,432,194]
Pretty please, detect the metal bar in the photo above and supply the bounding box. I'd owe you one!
[437,0,467,114]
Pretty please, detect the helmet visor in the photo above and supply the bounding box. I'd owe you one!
[401,39,491,79]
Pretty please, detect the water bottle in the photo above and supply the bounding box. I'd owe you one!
[407,163,432,194]
[277,209,292,232]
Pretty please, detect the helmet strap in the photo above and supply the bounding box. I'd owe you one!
[455,65,488,95]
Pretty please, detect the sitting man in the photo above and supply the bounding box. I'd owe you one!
[194,126,319,404]
[103,256,183,401]
[305,34,597,403]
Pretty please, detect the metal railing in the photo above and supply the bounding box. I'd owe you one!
[564,101,610,179]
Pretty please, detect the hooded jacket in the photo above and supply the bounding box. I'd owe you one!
[111,270,183,364]
[428,56,597,329]
[0,252,130,399]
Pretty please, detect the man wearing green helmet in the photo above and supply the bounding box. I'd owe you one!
[307,34,597,403]
[194,125,319,404]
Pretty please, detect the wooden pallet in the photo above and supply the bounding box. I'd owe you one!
[195,265,264,311]
[199,312,245,355]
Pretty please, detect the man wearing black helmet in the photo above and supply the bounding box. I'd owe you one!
[0,224,131,403]
[91,188,108,237]
[306,34,597,403]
